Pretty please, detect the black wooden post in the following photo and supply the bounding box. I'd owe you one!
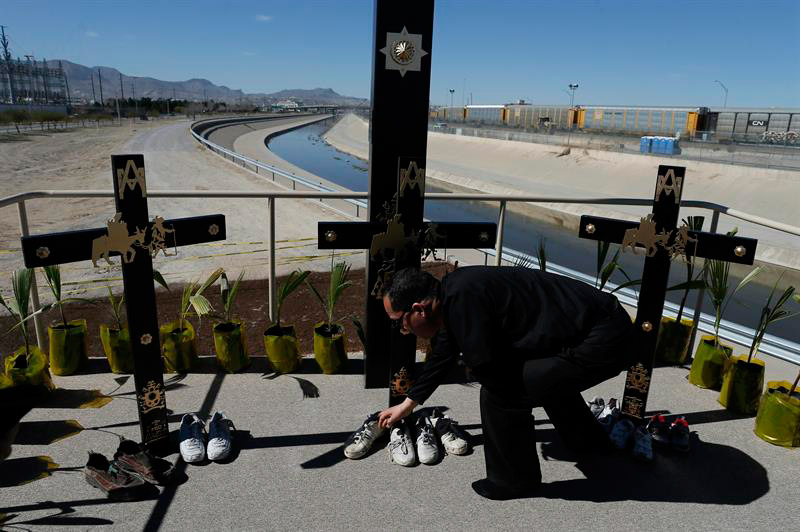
[317,0,496,405]
[578,165,757,420]
[21,154,226,448]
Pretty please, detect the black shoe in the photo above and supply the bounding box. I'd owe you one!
[471,478,539,501]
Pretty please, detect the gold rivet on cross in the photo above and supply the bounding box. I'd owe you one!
[585,224,596,234]
[325,230,337,242]
[641,321,653,332]
[734,245,746,257]
[479,231,489,243]
[36,247,50,259]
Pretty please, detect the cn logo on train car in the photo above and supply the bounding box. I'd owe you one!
[750,120,767,127]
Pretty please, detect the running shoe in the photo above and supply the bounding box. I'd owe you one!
[609,418,635,450]
[388,420,416,467]
[344,412,385,460]
[669,417,690,453]
[415,416,440,465]
[85,452,155,500]
[645,415,670,447]
[179,413,206,463]
[631,426,654,461]
[113,439,176,486]
[597,398,620,434]
[586,396,605,419]
[207,411,235,462]
[430,408,470,456]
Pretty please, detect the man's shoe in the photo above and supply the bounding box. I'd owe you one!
[669,417,690,452]
[415,416,440,465]
[586,396,605,418]
[430,409,470,455]
[344,412,385,460]
[646,415,670,447]
[608,418,635,450]
[597,398,620,434]
[388,420,416,467]
[631,426,654,462]
[207,412,234,462]
[114,439,176,486]
[84,452,156,501]
[179,413,206,463]
[471,478,539,501]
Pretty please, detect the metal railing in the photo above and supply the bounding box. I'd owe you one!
[2,121,799,367]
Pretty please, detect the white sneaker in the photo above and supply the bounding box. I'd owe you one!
[415,416,440,465]
[430,409,470,456]
[179,413,206,463]
[344,412,385,460]
[207,411,234,462]
[598,398,620,434]
[388,420,416,467]
[586,396,605,418]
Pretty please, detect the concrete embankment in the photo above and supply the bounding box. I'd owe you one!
[323,114,800,272]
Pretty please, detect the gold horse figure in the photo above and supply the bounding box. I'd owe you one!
[621,214,670,257]
[91,217,147,267]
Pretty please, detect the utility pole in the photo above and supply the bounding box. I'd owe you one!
[24,55,35,115]
[91,75,96,104]
[98,68,104,106]
[119,72,124,100]
[59,61,71,106]
[41,58,50,103]
[132,78,137,118]
[567,83,579,148]
[1,25,17,104]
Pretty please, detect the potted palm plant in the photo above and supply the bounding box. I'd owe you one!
[41,265,93,376]
[306,258,352,374]
[159,268,223,373]
[719,277,799,415]
[689,229,761,389]
[99,287,133,374]
[754,370,800,447]
[208,271,250,373]
[0,268,54,391]
[656,216,706,365]
[264,270,310,374]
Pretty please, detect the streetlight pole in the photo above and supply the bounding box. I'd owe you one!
[714,80,728,108]
[567,83,578,148]
[449,88,454,108]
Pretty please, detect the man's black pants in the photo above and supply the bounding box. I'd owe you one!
[475,303,633,490]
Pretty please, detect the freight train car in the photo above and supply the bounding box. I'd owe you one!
[699,107,800,142]
[577,106,701,136]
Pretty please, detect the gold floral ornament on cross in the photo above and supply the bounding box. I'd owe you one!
[140,333,153,345]
[138,380,166,414]
[391,367,411,396]
[379,26,428,77]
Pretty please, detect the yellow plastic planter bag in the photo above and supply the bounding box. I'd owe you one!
[719,356,765,415]
[99,325,134,374]
[47,319,88,376]
[160,320,198,373]
[655,317,693,365]
[688,335,732,389]
[754,381,800,448]
[313,322,347,375]
[3,346,55,392]
[264,325,301,374]
[213,321,250,373]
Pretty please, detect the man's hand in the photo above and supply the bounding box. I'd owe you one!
[378,397,417,429]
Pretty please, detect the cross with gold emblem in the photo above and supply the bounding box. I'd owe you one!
[579,164,758,420]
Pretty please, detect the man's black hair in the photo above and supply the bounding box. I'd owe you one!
[384,268,441,312]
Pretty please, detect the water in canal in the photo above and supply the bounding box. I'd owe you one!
[268,119,799,346]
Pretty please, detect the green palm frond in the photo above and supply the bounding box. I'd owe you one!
[43,265,61,301]
[189,294,213,318]
[275,270,310,326]
[222,271,244,322]
[153,270,170,291]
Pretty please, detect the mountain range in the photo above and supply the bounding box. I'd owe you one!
[45,60,368,106]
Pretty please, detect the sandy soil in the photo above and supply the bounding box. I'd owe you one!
[324,114,800,270]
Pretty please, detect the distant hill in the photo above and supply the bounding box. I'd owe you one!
[46,60,368,106]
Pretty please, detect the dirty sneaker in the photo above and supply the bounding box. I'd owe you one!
[609,418,635,450]
[179,413,206,463]
[586,396,605,418]
[415,416,440,465]
[597,398,620,434]
[388,420,416,467]
[344,412,385,460]
[646,415,670,447]
[430,408,470,456]
[207,412,234,462]
[114,439,176,486]
[631,426,654,461]
[84,452,155,501]
[669,417,690,453]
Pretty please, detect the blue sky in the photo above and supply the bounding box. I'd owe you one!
[2,0,798,107]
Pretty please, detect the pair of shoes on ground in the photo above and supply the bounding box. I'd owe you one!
[645,415,690,452]
[180,412,235,463]
[84,439,175,500]
[592,396,653,461]
[388,409,471,467]
[343,408,470,466]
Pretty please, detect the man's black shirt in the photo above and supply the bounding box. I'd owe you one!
[406,266,626,404]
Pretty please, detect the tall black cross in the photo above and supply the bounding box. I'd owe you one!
[21,154,226,448]
[578,164,757,420]
[317,0,496,404]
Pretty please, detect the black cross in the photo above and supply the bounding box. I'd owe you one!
[578,164,757,420]
[317,1,496,405]
[21,154,226,449]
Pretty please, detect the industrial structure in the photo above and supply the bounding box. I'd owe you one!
[0,26,71,107]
